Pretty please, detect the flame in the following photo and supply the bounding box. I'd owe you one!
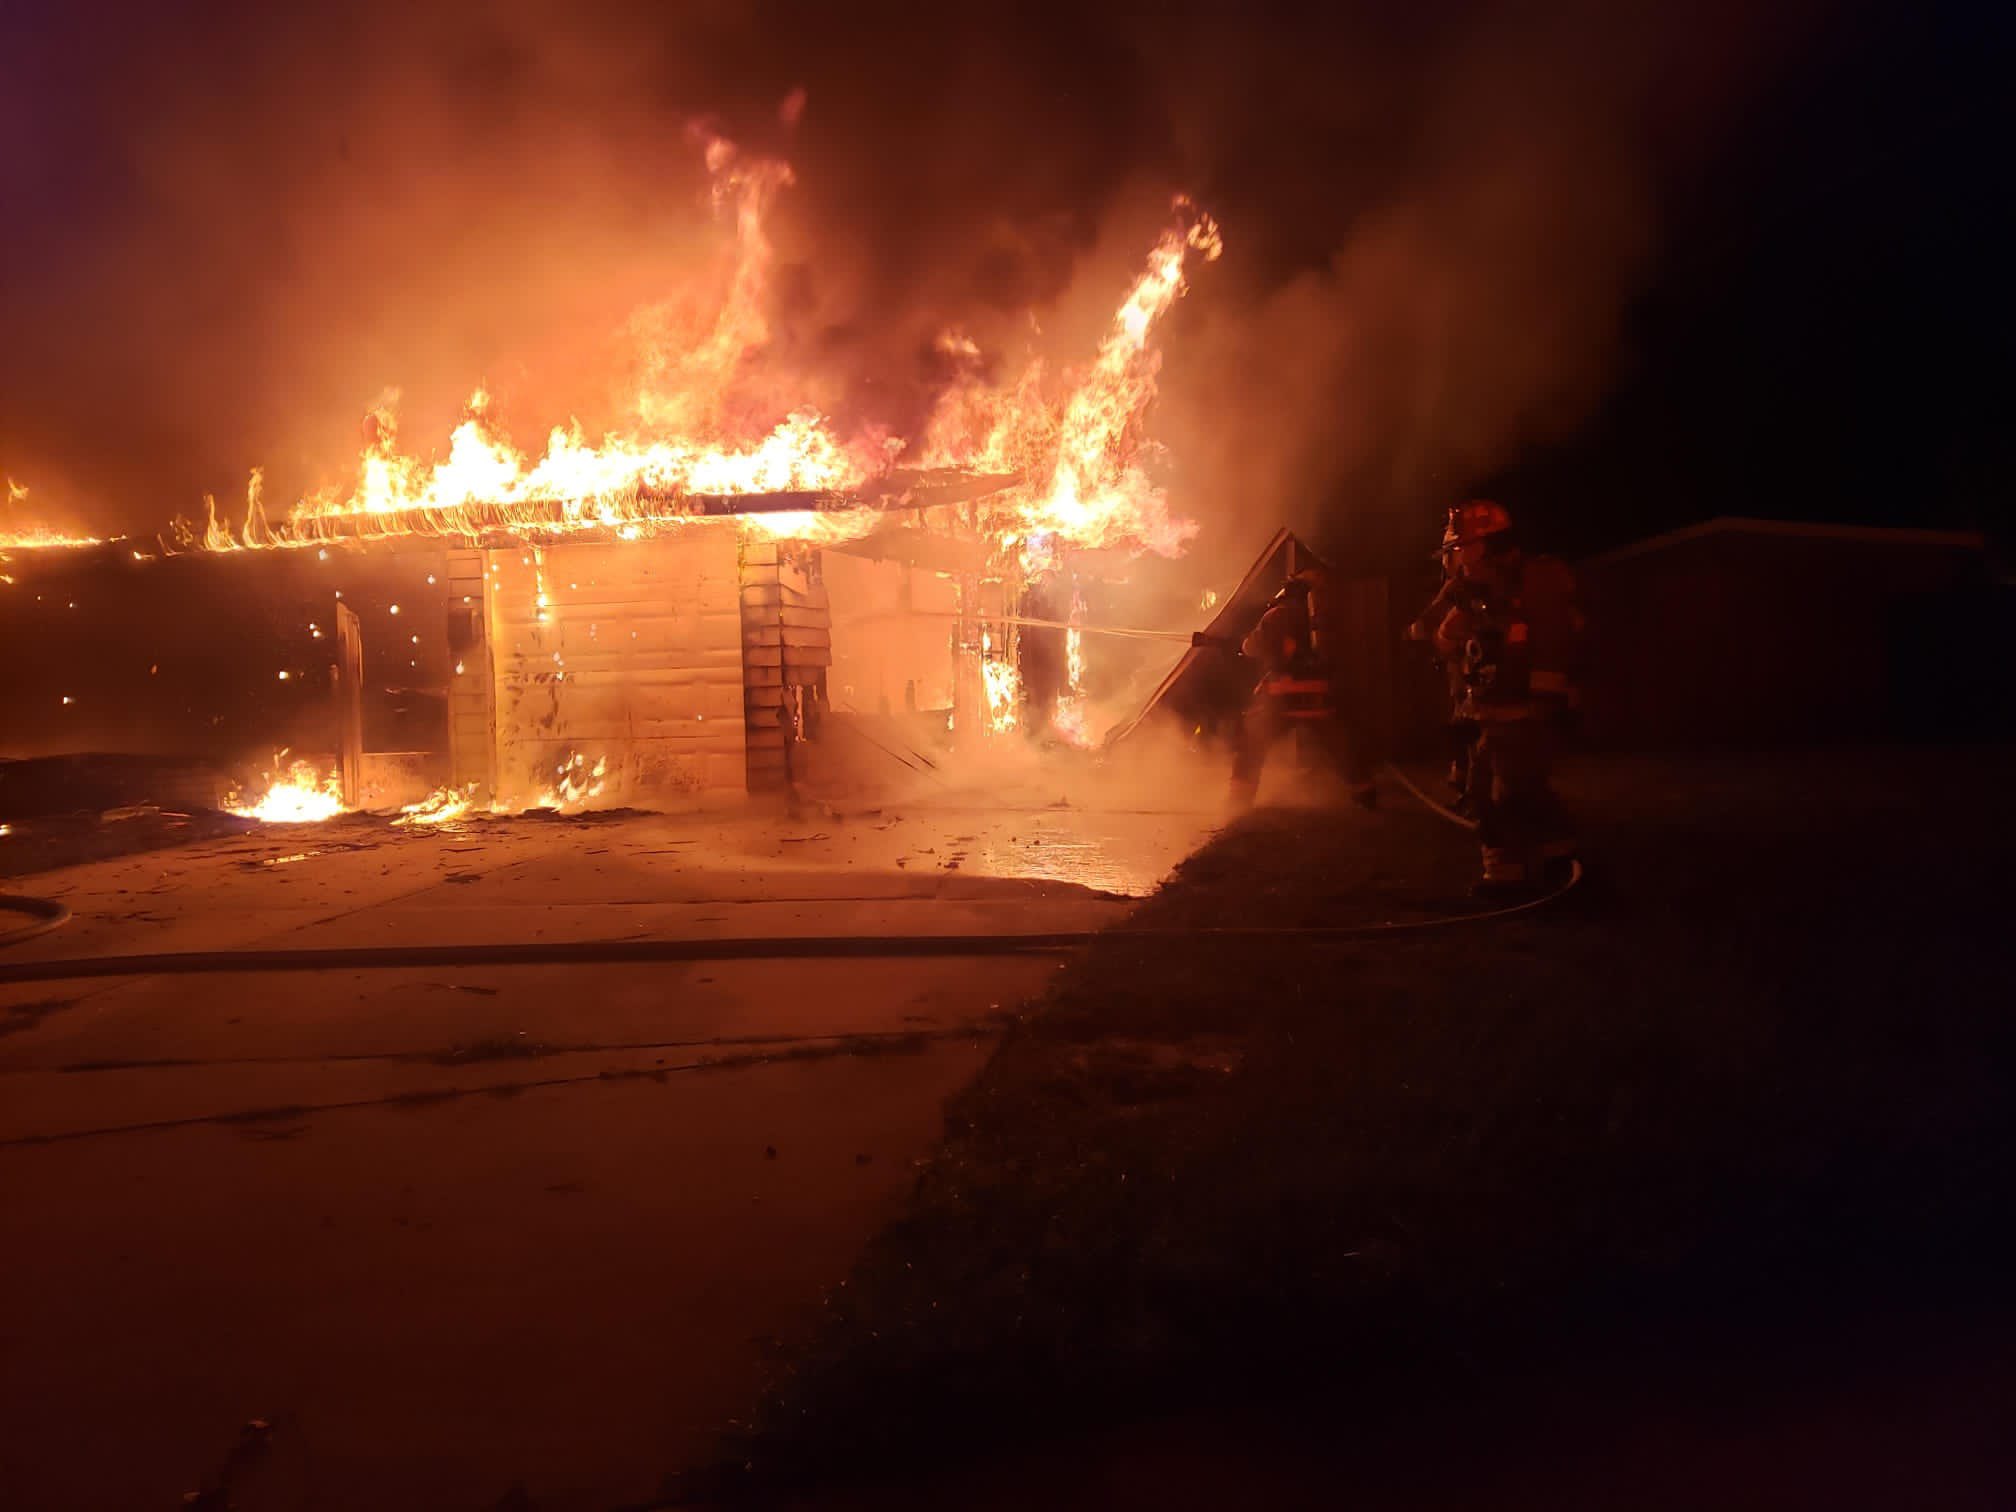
[738,504,881,544]
[631,128,794,436]
[159,160,1219,571]
[394,785,476,827]
[283,400,873,544]
[2,479,109,559]
[532,752,609,812]
[225,757,347,823]
[921,202,1222,569]
[1053,615,1092,747]
[980,628,1020,735]
[194,128,887,555]
[0,527,107,553]
[1021,209,1219,560]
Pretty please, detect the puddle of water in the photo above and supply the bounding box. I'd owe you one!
[973,820,1197,898]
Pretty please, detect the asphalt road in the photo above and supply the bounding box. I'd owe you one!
[0,793,1211,1510]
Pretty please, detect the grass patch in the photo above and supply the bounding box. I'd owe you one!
[705,749,2016,1499]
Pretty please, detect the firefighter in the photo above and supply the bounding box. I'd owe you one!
[1407,536,1480,808]
[1432,500,1583,893]
[1229,566,1377,810]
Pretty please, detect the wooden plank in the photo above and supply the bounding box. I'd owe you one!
[334,601,364,807]
[739,582,823,610]
[774,572,830,608]
[486,531,749,799]
[742,624,833,649]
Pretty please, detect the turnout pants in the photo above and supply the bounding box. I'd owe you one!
[1231,694,1373,802]
[1471,716,1574,884]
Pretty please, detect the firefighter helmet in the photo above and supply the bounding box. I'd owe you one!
[1441,499,1514,550]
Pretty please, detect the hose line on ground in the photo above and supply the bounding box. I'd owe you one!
[0,893,72,949]
[0,879,1578,984]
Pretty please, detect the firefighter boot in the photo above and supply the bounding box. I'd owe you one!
[1471,843,1541,902]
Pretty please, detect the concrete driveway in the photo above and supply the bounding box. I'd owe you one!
[0,790,1212,1510]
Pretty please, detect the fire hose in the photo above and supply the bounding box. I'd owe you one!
[835,609,1194,643]
[992,614,1192,642]
[0,893,72,948]
[0,868,1573,983]
[1383,760,1480,832]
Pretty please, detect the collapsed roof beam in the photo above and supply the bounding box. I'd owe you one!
[280,470,1024,547]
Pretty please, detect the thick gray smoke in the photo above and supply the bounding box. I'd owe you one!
[1145,0,1815,583]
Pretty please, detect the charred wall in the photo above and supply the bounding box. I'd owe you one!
[0,546,449,774]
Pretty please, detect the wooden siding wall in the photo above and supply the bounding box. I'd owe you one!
[443,547,496,799]
[740,541,832,792]
[484,529,748,802]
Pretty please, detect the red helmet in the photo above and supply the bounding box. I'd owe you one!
[1441,499,1513,550]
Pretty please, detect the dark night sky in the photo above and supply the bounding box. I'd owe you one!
[1498,0,2015,557]
[1,0,2009,567]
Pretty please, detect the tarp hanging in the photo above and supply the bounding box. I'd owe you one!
[1106,529,1330,745]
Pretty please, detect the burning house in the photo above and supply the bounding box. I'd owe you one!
[330,472,1029,812]
[0,131,1226,822]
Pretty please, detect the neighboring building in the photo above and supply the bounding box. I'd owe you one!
[1577,517,2008,747]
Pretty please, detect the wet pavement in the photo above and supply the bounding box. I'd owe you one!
[0,784,1215,1510]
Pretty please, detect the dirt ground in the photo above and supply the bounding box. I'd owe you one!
[720,746,2016,1510]
[0,765,1215,1511]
